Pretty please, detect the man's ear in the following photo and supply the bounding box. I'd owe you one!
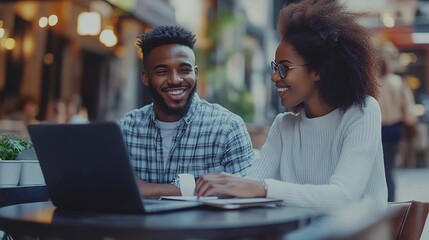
[142,70,149,86]
[194,65,199,81]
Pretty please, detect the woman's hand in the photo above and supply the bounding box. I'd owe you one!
[195,172,267,198]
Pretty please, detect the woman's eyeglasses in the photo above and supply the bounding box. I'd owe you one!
[271,61,310,79]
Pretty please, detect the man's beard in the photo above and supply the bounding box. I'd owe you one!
[148,83,197,117]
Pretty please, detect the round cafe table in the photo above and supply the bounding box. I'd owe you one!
[0,201,321,240]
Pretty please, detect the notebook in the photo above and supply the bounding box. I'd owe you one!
[28,122,201,214]
[160,196,283,210]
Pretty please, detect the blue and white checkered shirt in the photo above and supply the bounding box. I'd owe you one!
[119,94,254,184]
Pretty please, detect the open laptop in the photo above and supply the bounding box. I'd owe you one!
[28,122,201,214]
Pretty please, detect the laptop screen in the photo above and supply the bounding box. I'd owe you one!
[28,122,145,213]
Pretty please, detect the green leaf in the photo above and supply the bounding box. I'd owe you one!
[0,135,33,160]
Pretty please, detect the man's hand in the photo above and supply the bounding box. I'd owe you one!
[135,177,181,197]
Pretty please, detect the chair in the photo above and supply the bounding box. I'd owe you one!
[388,200,429,240]
[285,201,394,240]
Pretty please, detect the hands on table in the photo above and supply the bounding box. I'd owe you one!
[195,172,267,198]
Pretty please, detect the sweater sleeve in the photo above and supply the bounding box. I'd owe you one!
[265,99,384,211]
[248,114,284,180]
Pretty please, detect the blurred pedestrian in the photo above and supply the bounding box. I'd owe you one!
[67,95,89,124]
[378,56,417,202]
[6,95,40,126]
[44,99,67,124]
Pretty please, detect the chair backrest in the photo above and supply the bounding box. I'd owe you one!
[286,201,394,240]
[326,213,393,240]
[388,201,429,240]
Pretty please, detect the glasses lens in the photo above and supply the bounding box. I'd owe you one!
[278,64,286,79]
[271,61,287,79]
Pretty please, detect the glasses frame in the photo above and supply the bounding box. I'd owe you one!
[271,61,310,79]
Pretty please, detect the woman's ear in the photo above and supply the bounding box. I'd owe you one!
[314,71,321,81]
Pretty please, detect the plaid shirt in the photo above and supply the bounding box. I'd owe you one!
[119,94,254,184]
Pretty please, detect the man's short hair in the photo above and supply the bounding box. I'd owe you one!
[137,25,196,56]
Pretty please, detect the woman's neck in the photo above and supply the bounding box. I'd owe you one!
[304,98,335,118]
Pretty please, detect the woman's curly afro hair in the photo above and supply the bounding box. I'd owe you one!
[277,0,379,112]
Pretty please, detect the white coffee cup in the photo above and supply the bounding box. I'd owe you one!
[177,173,196,196]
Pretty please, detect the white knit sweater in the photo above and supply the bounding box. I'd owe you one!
[249,96,387,212]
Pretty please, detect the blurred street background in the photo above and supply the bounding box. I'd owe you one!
[0,1,428,235]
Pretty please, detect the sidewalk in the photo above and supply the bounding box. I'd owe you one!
[395,168,429,240]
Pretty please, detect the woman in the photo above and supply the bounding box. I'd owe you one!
[195,0,387,211]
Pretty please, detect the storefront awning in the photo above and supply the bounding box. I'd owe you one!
[105,0,176,27]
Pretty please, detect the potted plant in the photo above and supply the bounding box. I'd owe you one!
[0,135,44,187]
[0,135,26,187]
[17,148,45,186]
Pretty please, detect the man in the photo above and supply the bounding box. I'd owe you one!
[119,25,254,197]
